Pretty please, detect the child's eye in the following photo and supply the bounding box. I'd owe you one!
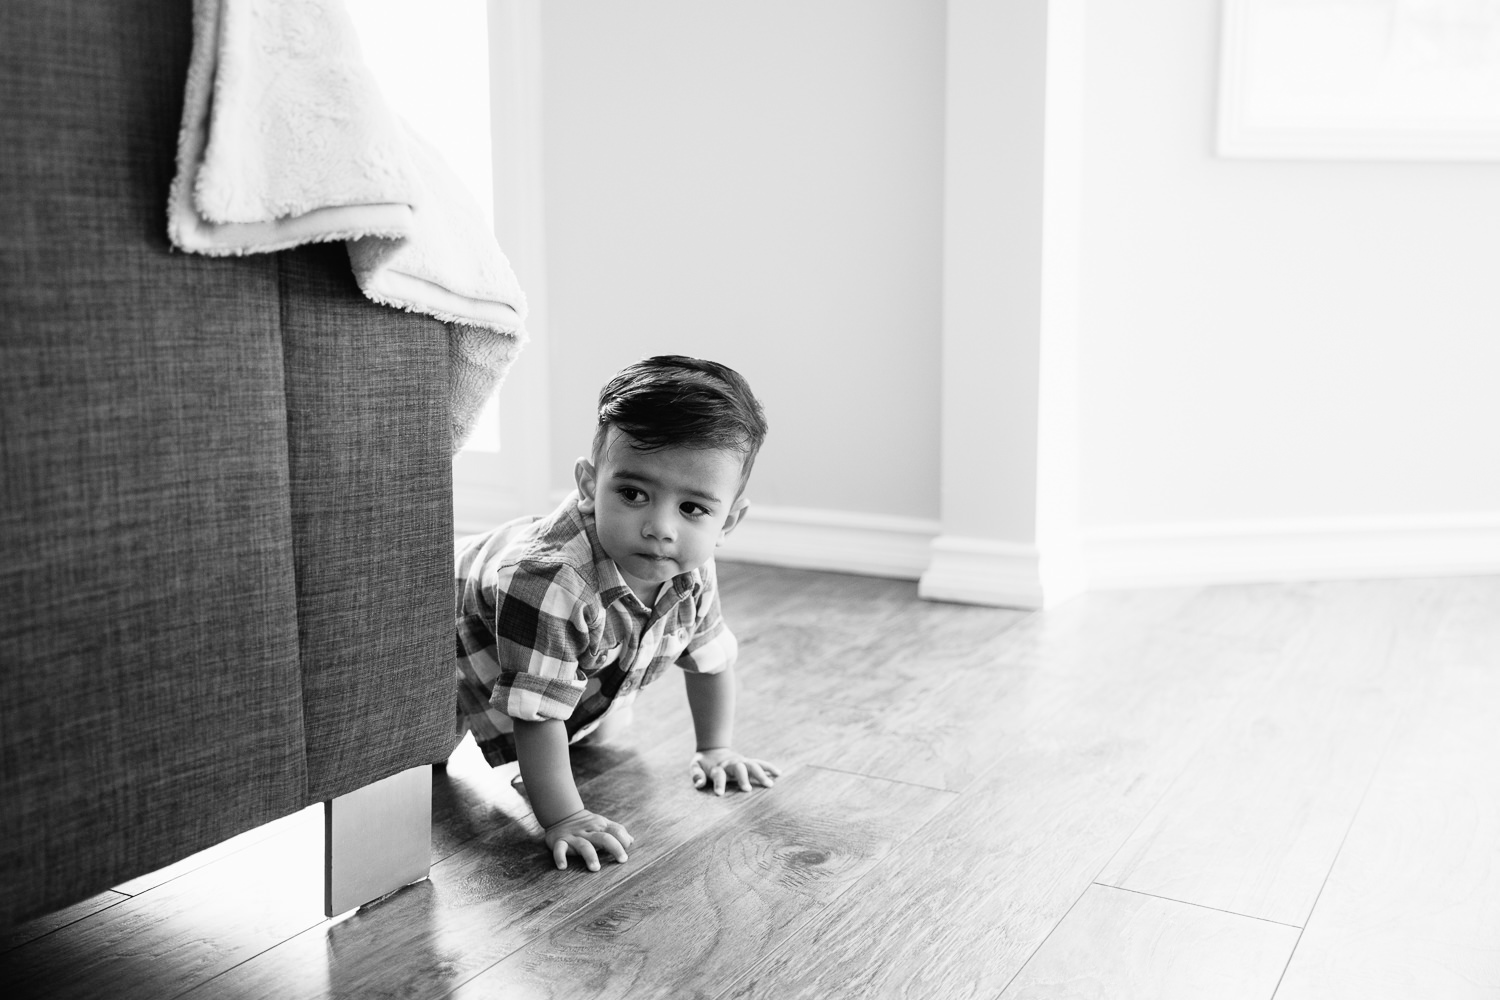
[617,487,647,504]
[680,502,711,518]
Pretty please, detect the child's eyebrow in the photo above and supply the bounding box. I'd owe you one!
[612,468,723,505]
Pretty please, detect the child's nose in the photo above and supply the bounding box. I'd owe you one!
[643,509,676,541]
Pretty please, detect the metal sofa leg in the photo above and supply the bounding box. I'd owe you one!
[323,764,432,917]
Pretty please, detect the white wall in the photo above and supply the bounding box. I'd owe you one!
[1080,0,1500,531]
[536,0,946,521]
[479,0,1500,593]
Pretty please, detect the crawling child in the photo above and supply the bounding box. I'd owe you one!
[454,355,780,872]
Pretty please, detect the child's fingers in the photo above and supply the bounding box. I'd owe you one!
[573,838,602,872]
[590,831,629,864]
[691,754,783,794]
[745,761,775,788]
[604,821,635,850]
[553,839,571,871]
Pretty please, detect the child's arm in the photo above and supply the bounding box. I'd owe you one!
[682,665,780,795]
[512,718,633,871]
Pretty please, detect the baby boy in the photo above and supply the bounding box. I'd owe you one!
[455,355,779,872]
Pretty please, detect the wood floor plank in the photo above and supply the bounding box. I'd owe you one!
[448,766,953,1000]
[716,564,1033,717]
[719,589,1286,999]
[1276,579,1500,1000]
[1098,580,1456,926]
[0,891,129,954]
[0,807,326,1000]
[808,585,1293,792]
[733,600,1031,721]
[180,741,781,1000]
[998,884,1299,999]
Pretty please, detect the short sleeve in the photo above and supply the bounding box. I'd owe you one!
[675,562,737,675]
[488,562,596,721]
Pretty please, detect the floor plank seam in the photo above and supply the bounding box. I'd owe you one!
[1088,881,1304,929]
[805,762,965,794]
[1078,631,1303,913]
[0,893,132,957]
[986,623,1275,998]
[993,870,1096,999]
[1266,697,1409,1000]
[166,910,332,1000]
[109,837,263,899]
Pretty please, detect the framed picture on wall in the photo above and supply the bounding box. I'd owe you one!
[1217,0,1500,160]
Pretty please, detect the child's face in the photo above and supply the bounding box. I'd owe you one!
[576,428,748,602]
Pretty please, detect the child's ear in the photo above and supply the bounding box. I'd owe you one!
[574,457,598,513]
[717,498,750,544]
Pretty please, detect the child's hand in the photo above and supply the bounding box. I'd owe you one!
[691,748,780,796]
[543,808,633,871]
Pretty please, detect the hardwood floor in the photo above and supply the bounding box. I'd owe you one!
[3,565,1497,999]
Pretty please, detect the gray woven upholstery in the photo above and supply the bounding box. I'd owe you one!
[278,245,456,802]
[1,0,454,925]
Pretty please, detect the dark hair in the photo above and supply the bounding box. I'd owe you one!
[593,355,768,483]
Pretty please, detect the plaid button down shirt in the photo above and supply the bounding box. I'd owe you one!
[455,492,737,767]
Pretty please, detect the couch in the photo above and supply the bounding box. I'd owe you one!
[1,0,459,927]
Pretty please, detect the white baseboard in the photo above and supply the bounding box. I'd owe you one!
[1083,513,1500,589]
[715,505,939,581]
[721,508,1078,611]
[917,535,1084,610]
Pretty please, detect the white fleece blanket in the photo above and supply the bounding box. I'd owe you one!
[167,0,526,450]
